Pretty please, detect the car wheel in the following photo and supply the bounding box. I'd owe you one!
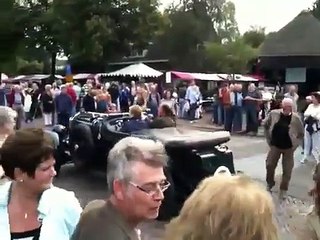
[71,144,89,171]
[70,124,94,171]
[53,149,65,177]
[157,167,180,221]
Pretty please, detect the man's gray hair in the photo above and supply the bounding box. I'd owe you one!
[0,106,16,128]
[282,97,293,106]
[107,137,167,192]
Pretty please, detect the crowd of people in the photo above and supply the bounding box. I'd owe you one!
[0,79,185,129]
[1,78,320,239]
[0,123,319,239]
[212,83,302,135]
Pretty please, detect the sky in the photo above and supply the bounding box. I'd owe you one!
[159,0,315,33]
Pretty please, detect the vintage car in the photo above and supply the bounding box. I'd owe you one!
[53,111,235,220]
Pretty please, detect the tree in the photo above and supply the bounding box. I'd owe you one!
[22,0,63,78]
[176,0,239,42]
[148,9,213,71]
[0,0,27,78]
[205,38,258,74]
[53,0,164,71]
[147,0,239,71]
[312,0,320,19]
[16,57,44,75]
[243,26,266,48]
[214,1,239,42]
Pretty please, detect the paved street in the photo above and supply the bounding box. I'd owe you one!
[26,118,315,239]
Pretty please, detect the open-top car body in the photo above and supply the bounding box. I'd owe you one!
[53,111,235,220]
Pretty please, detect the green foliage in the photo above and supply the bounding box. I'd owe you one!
[53,0,164,65]
[1,0,164,74]
[243,26,266,48]
[205,38,258,74]
[148,0,240,71]
[174,0,239,42]
[0,0,26,72]
[16,57,44,75]
[1,0,257,74]
[312,0,320,19]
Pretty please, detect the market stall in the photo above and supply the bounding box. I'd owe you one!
[106,62,163,78]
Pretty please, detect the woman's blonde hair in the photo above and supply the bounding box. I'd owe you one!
[164,174,278,240]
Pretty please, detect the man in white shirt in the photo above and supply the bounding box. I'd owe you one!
[284,85,299,112]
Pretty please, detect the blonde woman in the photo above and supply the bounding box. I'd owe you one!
[164,173,279,240]
[0,106,16,184]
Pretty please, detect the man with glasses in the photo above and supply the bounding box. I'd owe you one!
[72,137,169,240]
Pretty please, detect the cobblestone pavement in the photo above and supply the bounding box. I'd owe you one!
[26,118,314,239]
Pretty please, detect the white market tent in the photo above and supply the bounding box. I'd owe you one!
[168,71,259,82]
[73,73,95,80]
[1,73,8,80]
[106,63,163,78]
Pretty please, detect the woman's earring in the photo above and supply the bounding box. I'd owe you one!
[18,179,24,183]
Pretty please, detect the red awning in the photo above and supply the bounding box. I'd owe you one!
[171,71,194,80]
[247,74,265,81]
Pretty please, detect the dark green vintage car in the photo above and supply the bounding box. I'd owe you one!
[53,111,235,220]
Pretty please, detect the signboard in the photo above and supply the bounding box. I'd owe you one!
[285,68,306,83]
[165,71,171,83]
[65,64,73,83]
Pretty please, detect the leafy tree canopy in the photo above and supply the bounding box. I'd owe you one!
[0,0,27,74]
[53,0,164,65]
[148,0,240,71]
[312,0,320,19]
[242,26,266,48]
[205,38,258,74]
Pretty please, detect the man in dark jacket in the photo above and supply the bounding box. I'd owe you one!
[264,98,304,200]
[55,85,73,128]
[82,90,96,112]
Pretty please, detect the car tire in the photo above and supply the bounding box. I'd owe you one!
[157,167,180,221]
[70,124,94,170]
[53,148,64,176]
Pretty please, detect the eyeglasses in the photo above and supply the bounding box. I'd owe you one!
[129,179,171,196]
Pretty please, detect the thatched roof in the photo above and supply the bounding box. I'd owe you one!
[260,12,320,57]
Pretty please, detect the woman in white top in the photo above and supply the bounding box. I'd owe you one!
[0,128,82,240]
[302,92,320,163]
